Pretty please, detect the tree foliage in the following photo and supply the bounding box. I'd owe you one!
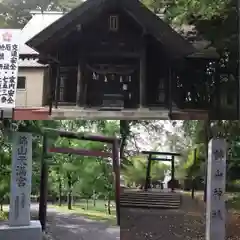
[122,155,170,187]
[0,120,119,212]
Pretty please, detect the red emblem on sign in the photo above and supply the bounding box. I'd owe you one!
[2,32,12,42]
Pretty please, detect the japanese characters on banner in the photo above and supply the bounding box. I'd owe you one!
[0,29,20,109]
[9,132,32,227]
[206,138,226,240]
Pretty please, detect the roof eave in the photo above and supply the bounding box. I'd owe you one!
[26,0,110,51]
[186,47,220,60]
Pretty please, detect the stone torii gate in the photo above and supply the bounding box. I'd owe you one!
[142,151,181,191]
[38,128,120,230]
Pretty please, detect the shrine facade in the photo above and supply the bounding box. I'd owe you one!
[26,0,229,119]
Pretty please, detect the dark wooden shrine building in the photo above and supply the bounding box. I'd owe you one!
[26,0,223,119]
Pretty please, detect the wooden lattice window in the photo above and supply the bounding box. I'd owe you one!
[109,15,118,31]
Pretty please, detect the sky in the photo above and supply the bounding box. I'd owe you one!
[127,120,181,153]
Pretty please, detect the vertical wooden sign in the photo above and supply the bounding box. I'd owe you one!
[9,132,32,226]
[206,138,226,240]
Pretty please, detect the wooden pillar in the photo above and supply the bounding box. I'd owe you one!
[238,0,240,119]
[169,67,173,116]
[144,154,152,191]
[139,46,146,108]
[112,139,120,226]
[76,60,82,106]
[54,64,60,109]
[204,119,210,202]
[39,134,48,231]
[48,64,53,115]
[215,63,220,119]
[82,61,87,107]
[171,155,175,191]
[238,68,240,118]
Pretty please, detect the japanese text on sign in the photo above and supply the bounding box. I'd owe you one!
[213,149,224,161]
[16,136,28,188]
[206,138,226,240]
[0,29,20,108]
[9,132,32,226]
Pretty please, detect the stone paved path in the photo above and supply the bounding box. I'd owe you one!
[45,207,120,240]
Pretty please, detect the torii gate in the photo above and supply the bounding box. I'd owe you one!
[142,151,181,191]
[38,128,120,230]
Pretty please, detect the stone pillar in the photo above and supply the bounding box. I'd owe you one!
[206,138,226,240]
[0,132,42,240]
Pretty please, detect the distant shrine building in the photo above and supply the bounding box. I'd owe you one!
[14,0,236,119]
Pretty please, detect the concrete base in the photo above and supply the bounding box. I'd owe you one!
[0,220,42,240]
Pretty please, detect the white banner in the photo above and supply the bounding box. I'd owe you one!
[9,132,32,226]
[206,138,226,240]
[0,29,20,109]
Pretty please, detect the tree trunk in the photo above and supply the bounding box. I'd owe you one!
[58,178,62,206]
[107,194,111,215]
[0,202,3,211]
[86,199,89,210]
[93,190,96,207]
[67,174,72,210]
[191,179,195,199]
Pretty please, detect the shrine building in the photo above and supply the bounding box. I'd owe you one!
[13,0,237,119]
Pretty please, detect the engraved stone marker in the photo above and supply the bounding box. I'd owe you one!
[206,138,226,240]
[9,132,32,226]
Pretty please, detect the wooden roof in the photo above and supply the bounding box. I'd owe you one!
[26,0,196,59]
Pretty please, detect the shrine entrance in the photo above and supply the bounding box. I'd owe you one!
[85,57,139,109]
[142,151,181,191]
[59,67,77,105]
[38,128,120,231]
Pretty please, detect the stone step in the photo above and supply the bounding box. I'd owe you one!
[120,196,181,202]
[120,192,181,209]
[120,198,180,203]
[120,202,180,209]
[121,195,180,200]
[121,192,180,196]
[120,200,180,205]
[120,194,180,198]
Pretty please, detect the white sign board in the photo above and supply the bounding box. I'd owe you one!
[206,138,226,240]
[0,29,20,109]
[9,132,32,227]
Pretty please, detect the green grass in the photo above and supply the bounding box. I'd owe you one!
[227,193,240,211]
[50,199,117,225]
[0,211,8,221]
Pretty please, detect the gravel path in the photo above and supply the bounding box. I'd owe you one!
[45,209,120,240]
[0,204,120,240]
[120,195,240,240]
